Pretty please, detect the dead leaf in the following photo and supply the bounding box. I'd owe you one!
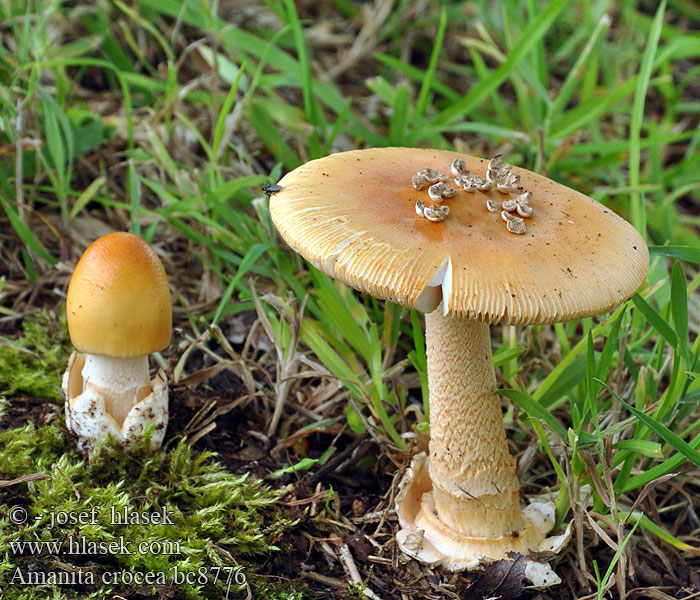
[467,553,526,599]
[344,530,371,563]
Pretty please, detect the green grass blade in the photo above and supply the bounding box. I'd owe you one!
[416,7,446,115]
[432,0,568,128]
[499,388,567,440]
[631,292,678,348]
[623,511,700,555]
[282,0,321,157]
[596,308,624,383]
[595,518,641,600]
[649,245,700,263]
[670,261,691,365]
[549,76,638,141]
[70,176,105,220]
[546,12,611,125]
[612,439,663,459]
[629,1,666,235]
[537,354,587,408]
[127,161,141,236]
[374,53,460,103]
[389,84,411,146]
[620,430,700,492]
[212,66,244,166]
[408,311,428,419]
[608,387,700,469]
[0,194,57,265]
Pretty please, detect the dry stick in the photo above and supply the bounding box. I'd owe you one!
[253,289,307,437]
[187,421,216,447]
[579,450,610,507]
[561,437,593,591]
[182,399,217,434]
[338,543,363,584]
[278,293,307,430]
[209,543,252,600]
[621,589,681,600]
[603,435,628,600]
[584,510,619,551]
[303,434,371,488]
[53,463,80,501]
[301,571,345,589]
[337,543,383,600]
[0,473,50,488]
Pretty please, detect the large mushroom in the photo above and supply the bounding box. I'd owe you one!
[63,232,172,452]
[268,148,648,582]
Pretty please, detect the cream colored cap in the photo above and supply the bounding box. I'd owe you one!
[66,232,172,356]
[269,148,648,325]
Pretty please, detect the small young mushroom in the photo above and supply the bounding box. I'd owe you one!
[63,232,172,452]
[268,148,648,585]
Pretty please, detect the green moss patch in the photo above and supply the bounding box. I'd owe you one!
[0,312,71,401]
[0,423,305,599]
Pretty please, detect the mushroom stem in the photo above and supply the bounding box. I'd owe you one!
[425,310,525,538]
[81,354,152,427]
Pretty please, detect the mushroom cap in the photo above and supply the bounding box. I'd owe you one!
[66,232,172,356]
[269,148,648,325]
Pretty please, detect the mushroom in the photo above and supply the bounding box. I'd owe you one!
[62,232,172,452]
[267,148,648,584]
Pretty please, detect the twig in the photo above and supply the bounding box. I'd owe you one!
[302,434,371,487]
[0,473,50,488]
[338,543,363,584]
[338,542,383,600]
[53,463,80,501]
[301,570,345,589]
[187,421,216,447]
[584,509,619,551]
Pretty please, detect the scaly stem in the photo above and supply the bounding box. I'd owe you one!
[425,310,525,538]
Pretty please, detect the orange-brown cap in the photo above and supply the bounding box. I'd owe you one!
[66,232,172,356]
[269,148,648,325]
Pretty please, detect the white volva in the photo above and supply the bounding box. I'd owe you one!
[63,352,168,452]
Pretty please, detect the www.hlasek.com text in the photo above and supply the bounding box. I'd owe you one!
[10,535,180,556]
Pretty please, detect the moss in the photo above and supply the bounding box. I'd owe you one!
[0,311,71,401]
[0,423,308,599]
[248,577,313,600]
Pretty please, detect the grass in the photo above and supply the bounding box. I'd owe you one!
[1,0,700,597]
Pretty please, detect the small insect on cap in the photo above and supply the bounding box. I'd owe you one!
[269,148,648,325]
[66,232,172,357]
